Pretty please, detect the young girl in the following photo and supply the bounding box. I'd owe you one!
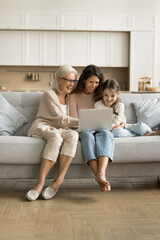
[94,79,160,137]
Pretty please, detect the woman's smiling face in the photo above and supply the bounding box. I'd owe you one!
[84,76,100,94]
[58,72,77,94]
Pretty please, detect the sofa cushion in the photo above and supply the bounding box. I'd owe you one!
[0,136,46,164]
[132,98,160,128]
[0,91,43,136]
[0,94,27,136]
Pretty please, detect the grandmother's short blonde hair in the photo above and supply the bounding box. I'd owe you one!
[52,65,78,92]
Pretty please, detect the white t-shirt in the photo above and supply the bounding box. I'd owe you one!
[94,100,125,126]
[60,104,67,116]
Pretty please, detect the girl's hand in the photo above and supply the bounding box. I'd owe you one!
[120,122,125,128]
[111,122,125,131]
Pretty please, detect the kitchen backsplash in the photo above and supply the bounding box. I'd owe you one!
[0,66,129,92]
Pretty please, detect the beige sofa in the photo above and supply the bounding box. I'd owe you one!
[0,91,160,183]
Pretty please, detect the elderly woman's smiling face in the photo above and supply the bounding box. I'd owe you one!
[58,72,77,95]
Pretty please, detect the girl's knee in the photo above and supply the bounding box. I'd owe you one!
[137,122,152,135]
[112,127,125,138]
[112,127,122,134]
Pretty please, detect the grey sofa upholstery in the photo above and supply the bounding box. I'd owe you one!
[0,91,160,181]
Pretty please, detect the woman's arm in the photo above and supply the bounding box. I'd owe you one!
[37,91,78,129]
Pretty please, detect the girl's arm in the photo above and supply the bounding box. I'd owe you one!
[112,102,126,130]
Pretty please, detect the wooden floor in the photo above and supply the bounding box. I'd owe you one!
[0,178,160,240]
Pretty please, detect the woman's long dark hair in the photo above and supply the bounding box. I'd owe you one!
[73,65,104,101]
[102,79,122,115]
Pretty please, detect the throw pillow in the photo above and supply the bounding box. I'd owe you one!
[132,98,160,129]
[0,94,27,136]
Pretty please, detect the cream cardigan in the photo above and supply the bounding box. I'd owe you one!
[28,90,78,136]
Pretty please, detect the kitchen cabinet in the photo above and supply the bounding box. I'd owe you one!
[60,32,90,66]
[60,13,91,30]
[131,15,157,31]
[24,31,42,65]
[0,30,129,67]
[90,32,109,66]
[42,32,60,65]
[92,14,130,31]
[130,32,156,91]
[25,13,59,30]
[109,32,129,67]
[0,13,24,29]
[0,12,157,32]
[0,31,24,65]
[24,31,60,66]
[90,32,129,67]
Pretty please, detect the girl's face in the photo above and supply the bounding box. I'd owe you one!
[58,72,77,95]
[102,88,119,107]
[84,76,100,94]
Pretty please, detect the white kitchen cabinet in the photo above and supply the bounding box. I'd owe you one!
[25,13,59,30]
[0,30,129,67]
[0,30,60,66]
[0,31,24,65]
[91,32,129,67]
[130,32,156,91]
[109,32,129,67]
[131,15,157,31]
[0,13,24,29]
[90,32,109,66]
[24,31,42,65]
[60,32,90,66]
[92,14,130,31]
[42,32,60,65]
[24,31,60,66]
[61,13,90,30]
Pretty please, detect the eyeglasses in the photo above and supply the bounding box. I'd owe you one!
[61,78,78,84]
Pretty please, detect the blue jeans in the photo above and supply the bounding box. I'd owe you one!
[79,129,114,164]
[112,122,152,138]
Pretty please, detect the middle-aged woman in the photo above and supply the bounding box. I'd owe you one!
[26,65,79,201]
[69,65,114,192]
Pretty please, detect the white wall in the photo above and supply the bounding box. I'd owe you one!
[0,0,160,14]
[0,0,160,84]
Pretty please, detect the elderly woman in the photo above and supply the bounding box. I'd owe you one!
[26,65,79,201]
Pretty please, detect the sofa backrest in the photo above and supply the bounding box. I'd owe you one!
[1,91,160,135]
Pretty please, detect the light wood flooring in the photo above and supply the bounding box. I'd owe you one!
[0,178,160,240]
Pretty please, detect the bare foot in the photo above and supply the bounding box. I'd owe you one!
[95,176,111,192]
[155,130,160,135]
[144,131,158,136]
[99,183,106,192]
[99,183,111,192]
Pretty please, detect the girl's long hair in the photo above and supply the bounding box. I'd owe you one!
[73,64,104,101]
[102,79,122,115]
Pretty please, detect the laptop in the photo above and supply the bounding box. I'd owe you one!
[78,108,113,132]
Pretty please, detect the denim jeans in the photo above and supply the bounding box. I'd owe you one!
[112,122,152,138]
[79,129,114,164]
